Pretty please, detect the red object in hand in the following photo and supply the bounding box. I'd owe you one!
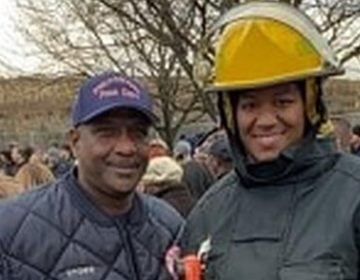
[183,255,202,280]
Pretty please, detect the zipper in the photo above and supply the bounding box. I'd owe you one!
[275,183,297,279]
[117,222,141,280]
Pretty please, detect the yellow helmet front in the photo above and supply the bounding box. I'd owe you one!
[196,1,343,92]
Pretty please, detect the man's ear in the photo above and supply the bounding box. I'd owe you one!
[68,128,80,158]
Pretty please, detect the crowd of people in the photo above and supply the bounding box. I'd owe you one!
[0,125,234,217]
[0,141,74,198]
[0,118,358,207]
[140,129,233,217]
[1,1,360,279]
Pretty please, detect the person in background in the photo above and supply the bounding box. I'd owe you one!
[192,131,215,164]
[351,124,360,156]
[8,143,23,176]
[175,138,216,201]
[141,156,195,217]
[205,134,233,179]
[0,173,23,199]
[181,2,360,279]
[59,143,75,163]
[148,137,170,159]
[0,150,14,177]
[331,116,352,153]
[14,146,55,190]
[173,139,193,164]
[0,150,24,198]
[0,71,183,279]
[46,146,73,178]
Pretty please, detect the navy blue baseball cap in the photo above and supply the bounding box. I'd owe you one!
[71,71,158,126]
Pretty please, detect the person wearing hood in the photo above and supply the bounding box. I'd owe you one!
[181,2,360,279]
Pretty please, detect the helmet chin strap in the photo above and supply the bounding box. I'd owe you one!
[221,93,236,135]
[304,78,334,138]
[305,78,320,125]
[219,77,334,146]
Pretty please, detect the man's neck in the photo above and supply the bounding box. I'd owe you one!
[104,195,134,216]
[78,180,135,217]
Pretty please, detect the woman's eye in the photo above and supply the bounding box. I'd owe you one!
[239,101,255,110]
[277,98,294,106]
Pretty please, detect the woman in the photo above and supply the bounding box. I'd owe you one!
[181,2,360,279]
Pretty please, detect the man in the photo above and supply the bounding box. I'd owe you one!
[0,71,183,279]
[205,134,232,180]
[172,139,215,200]
[46,145,73,178]
[173,139,193,164]
[148,137,170,158]
[181,2,360,279]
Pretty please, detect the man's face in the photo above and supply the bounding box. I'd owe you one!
[70,108,151,197]
[236,82,305,162]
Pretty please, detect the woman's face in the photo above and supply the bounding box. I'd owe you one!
[236,82,306,162]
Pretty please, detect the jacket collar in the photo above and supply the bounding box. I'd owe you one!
[62,169,146,227]
[230,134,338,187]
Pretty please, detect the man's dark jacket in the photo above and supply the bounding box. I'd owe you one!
[0,171,183,279]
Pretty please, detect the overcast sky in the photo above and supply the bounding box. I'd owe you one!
[0,0,41,76]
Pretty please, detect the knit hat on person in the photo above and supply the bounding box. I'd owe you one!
[142,156,184,183]
[173,140,192,157]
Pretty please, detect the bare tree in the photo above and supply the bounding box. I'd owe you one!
[301,0,360,65]
[16,0,217,145]
[15,0,360,144]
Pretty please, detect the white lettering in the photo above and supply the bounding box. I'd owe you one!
[65,266,95,278]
